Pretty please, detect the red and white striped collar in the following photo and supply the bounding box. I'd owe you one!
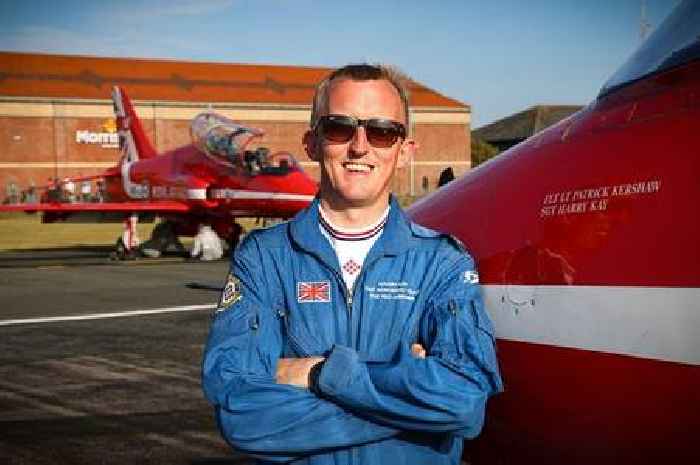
[318,206,390,241]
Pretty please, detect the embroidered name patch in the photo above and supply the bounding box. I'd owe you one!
[365,281,418,301]
[297,281,331,303]
[218,273,242,311]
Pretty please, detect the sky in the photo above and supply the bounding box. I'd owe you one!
[0,0,680,128]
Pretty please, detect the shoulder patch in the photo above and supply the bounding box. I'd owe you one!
[463,270,480,284]
[217,273,242,311]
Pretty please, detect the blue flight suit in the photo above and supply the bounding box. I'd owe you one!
[202,197,503,464]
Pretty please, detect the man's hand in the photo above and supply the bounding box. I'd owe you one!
[411,343,426,359]
[276,345,424,388]
[276,357,324,388]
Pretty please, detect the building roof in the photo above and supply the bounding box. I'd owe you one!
[0,51,468,110]
[473,105,582,142]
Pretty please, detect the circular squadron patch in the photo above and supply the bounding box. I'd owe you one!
[218,273,242,311]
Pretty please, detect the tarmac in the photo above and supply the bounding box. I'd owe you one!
[0,247,251,464]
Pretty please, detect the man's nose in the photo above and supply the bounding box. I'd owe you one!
[349,126,369,156]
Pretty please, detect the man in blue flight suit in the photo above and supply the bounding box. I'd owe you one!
[202,63,503,464]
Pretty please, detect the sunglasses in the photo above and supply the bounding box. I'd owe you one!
[315,114,406,148]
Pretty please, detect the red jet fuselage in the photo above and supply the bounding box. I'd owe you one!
[103,144,316,236]
[408,3,700,463]
[3,86,319,242]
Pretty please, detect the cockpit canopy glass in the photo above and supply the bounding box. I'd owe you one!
[191,112,263,165]
[191,112,300,175]
[599,0,700,97]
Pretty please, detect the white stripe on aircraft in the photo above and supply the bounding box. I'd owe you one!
[210,189,315,201]
[483,285,700,365]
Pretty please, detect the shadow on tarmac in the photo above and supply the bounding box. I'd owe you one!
[0,246,220,268]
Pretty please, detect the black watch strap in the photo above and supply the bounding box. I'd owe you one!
[308,360,325,396]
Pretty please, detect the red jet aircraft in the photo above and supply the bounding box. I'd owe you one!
[409,2,699,463]
[0,86,318,253]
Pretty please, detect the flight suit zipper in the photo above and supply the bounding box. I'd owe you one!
[301,249,355,349]
[303,248,386,349]
[344,254,384,349]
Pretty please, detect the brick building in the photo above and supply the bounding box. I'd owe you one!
[0,52,471,202]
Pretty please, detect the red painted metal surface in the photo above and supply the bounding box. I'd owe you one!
[408,7,700,462]
[465,341,699,465]
[411,60,700,288]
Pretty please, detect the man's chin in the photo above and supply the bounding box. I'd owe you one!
[328,192,390,210]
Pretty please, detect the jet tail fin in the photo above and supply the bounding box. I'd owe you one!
[111,86,157,162]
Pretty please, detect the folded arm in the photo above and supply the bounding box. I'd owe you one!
[312,254,503,438]
[201,237,399,461]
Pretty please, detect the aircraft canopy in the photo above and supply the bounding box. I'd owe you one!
[191,112,300,175]
[600,0,700,97]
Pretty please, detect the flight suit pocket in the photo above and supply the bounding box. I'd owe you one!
[211,303,267,375]
[431,298,496,374]
[277,308,316,357]
[468,298,500,381]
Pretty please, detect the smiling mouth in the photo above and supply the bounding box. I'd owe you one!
[343,162,374,173]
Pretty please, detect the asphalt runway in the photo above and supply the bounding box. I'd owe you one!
[0,248,252,464]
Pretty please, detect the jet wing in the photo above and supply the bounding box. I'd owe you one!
[0,201,191,223]
[0,201,191,214]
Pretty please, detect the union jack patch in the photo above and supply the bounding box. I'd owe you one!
[218,273,242,311]
[297,281,331,303]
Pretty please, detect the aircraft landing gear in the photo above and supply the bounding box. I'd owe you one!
[111,237,141,261]
[227,222,244,252]
[110,214,142,260]
[140,220,187,258]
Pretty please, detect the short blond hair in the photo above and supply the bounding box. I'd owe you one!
[310,64,411,128]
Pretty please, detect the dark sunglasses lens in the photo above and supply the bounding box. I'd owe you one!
[365,121,402,147]
[320,116,405,147]
[321,117,356,143]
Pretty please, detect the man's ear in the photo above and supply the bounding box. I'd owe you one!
[397,138,417,169]
[303,130,320,162]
